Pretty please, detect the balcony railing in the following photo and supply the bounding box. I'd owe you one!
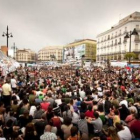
[134,39,140,43]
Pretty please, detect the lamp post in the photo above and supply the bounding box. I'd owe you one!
[2,26,13,56]
[124,28,138,64]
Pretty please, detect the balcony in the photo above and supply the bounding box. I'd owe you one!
[134,39,140,43]
[118,42,121,45]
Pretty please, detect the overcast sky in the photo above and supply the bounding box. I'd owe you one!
[0,0,140,52]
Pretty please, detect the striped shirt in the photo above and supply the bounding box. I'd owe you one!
[77,119,88,134]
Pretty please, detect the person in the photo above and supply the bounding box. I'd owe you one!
[46,93,55,107]
[130,114,140,139]
[40,125,57,140]
[119,104,130,121]
[103,126,120,140]
[115,122,132,140]
[11,76,17,92]
[77,113,88,137]
[67,126,80,140]
[85,105,94,118]
[87,112,103,136]
[61,117,73,139]
[2,79,12,107]
[0,127,6,140]
[23,123,38,140]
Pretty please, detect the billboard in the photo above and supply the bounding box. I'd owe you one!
[74,44,85,59]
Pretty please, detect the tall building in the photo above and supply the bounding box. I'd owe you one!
[16,49,36,63]
[97,11,140,62]
[63,39,96,62]
[38,46,63,62]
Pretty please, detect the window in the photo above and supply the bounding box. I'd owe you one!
[108,35,110,40]
[136,25,139,30]
[135,44,138,50]
[119,38,121,44]
[125,27,127,32]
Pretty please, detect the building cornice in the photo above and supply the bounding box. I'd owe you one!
[97,19,140,37]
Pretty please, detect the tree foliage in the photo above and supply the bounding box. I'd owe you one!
[124,52,136,60]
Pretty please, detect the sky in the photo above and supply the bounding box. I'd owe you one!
[0,0,140,52]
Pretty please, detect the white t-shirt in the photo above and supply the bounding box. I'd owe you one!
[11,78,17,88]
[117,126,132,140]
[79,91,85,99]
[0,138,6,140]
[29,106,37,116]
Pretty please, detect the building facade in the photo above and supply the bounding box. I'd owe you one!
[97,11,140,62]
[0,46,8,56]
[63,39,96,62]
[16,49,36,63]
[38,46,63,62]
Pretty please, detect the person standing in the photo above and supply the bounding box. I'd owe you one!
[40,125,57,140]
[10,76,17,92]
[2,79,12,107]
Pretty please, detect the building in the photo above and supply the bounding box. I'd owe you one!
[16,49,36,63]
[63,39,96,62]
[0,46,8,56]
[97,11,140,62]
[38,46,63,62]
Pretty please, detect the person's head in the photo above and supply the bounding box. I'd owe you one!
[115,123,123,131]
[130,109,136,115]
[108,126,120,140]
[13,100,18,105]
[114,109,119,115]
[98,104,104,112]
[6,119,13,127]
[6,79,10,83]
[70,126,78,137]
[25,123,35,136]
[48,93,52,98]
[44,125,52,132]
[88,105,92,111]
[23,98,28,105]
[10,111,14,116]
[47,105,53,113]
[94,112,99,119]
[80,113,85,119]
[64,117,72,126]
[121,104,127,110]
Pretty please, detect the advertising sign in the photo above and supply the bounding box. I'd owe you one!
[74,44,85,59]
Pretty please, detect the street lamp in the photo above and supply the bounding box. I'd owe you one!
[124,28,138,64]
[2,26,13,56]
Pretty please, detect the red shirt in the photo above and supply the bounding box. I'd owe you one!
[85,110,94,118]
[40,102,50,111]
[130,120,140,138]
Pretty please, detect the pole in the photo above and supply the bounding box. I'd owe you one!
[7,26,9,56]
[129,31,132,65]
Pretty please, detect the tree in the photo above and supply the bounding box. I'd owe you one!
[124,52,136,60]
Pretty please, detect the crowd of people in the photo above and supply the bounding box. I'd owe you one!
[0,65,140,140]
